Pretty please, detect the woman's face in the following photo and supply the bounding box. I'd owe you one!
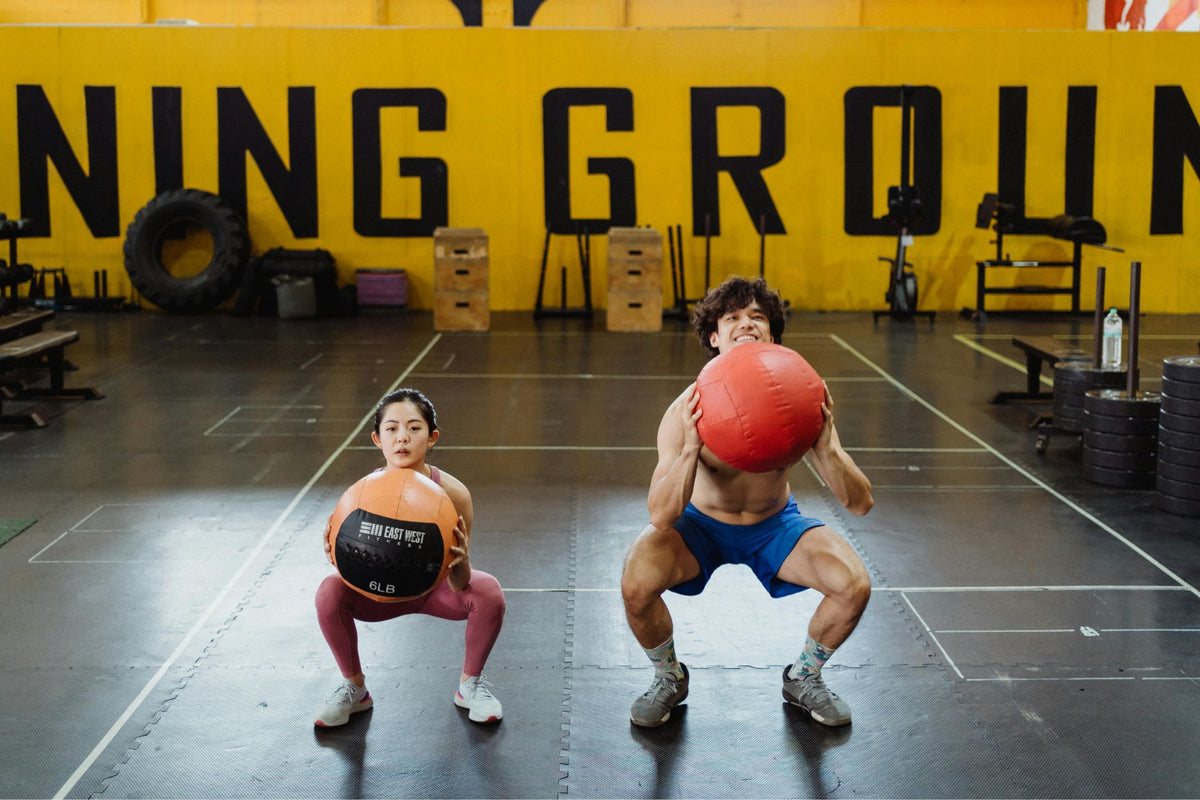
[371,400,439,470]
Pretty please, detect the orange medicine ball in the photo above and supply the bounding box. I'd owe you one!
[695,341,825,473]
[325,467,458,602]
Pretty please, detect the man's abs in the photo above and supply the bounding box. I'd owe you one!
[690,449,791,524]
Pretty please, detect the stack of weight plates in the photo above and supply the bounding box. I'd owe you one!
[1053,362,1127,433]
[1157,356,1200,516]
[1081,389,1161,488]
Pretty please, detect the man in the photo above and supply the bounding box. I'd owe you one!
[621,275,874,728]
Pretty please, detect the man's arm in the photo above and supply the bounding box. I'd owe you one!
[647,383,704,531]
[807,382,874,516]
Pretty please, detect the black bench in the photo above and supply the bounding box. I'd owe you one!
[973,195,1123,319]
[0,308,54,343]
[0,330,102,428]
[989,334,1091,404]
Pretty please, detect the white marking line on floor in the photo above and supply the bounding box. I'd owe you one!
[952,334,1053,388]
[348,445,657,452]
[830,333,1200,600]
[875,585,1189,592]
[298,353,324,370]
[938,628,1200,634]
[901,591,965,679]
[846,447,988,452]
[53,335,443,800]
[28,505,111,563]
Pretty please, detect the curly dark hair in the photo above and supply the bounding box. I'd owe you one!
[692,276,787,358]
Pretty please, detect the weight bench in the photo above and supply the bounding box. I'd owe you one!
[989,334,1091,404]
[0,308,54,343]
[973,194,1123,319]
[0,329,102,428]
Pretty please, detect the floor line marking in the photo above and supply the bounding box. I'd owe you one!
[54,335,443,800]
[406,372,884,382]
[964,676,1138,683]
[829,333,1200,600]
[901,591,963,679]
[875,585,1188,592]
[952,334,1053,388]
[347,444,657,452]
[936,629,1076,634]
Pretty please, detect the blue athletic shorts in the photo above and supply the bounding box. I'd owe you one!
[670,496,824,598]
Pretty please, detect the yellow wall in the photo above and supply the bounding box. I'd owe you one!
[1,23,1196,313]
[0,0,1087,29]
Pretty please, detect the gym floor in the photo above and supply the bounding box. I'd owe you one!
[2,305,1199,799]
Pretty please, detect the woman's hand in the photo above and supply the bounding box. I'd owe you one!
[448,514,470,569]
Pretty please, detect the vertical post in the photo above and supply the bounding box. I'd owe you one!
[759,214,766,279]
[1093,266,1106,369]
[667,225,679,305]
[1126,261,1141,397]
[675,224,687,303]
[704,213,712,292]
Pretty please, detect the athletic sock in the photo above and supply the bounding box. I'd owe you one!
[644,637,686,680]
[789,635,835,681]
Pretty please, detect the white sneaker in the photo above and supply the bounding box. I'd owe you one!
[454,676,503,723]
[314,679,373,727]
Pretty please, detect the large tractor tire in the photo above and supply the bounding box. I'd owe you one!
[123,189,250,313]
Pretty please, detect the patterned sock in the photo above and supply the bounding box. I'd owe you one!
[789,635,835,681]
[644,636,685,680]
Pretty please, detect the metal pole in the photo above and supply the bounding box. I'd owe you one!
[1093,266,1106,369]
[759,214,766,279]
[1126,261,1141,397]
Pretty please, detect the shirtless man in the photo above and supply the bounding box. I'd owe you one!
[621,276,874,728]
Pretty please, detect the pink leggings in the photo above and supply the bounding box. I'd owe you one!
[315,570,506,678]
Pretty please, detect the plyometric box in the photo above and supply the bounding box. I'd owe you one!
[607,227,662,292]
[433,227,489,331]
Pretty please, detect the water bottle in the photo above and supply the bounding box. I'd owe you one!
[1102,308,1122,368]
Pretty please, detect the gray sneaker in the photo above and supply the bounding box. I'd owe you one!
[630,664,689,727]
[782,665,851,726]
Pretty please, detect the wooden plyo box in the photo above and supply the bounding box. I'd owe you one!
[607,227,662,292]
[434,227,488,261]
[433,227,489,330]
[435,291,489,331]
[606,289,662,332]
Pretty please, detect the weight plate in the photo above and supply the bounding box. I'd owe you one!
[1082,412,1160,436]
[1162,356,1200,384]
[1053,362,1126,385]
[1158,441,1200,466]
[1082,445,1158,471]
[1157,458,1200,485]
[1155,491,1200,517]
[1083,389,1162,418]
[1155,474,1200,501]
[1161,393,1200,418]
[1084,429,1159,454]
[1082,462,1156,489]
[1158,425,1200,451]
[1162,376,1200,401]
[1159,412,1200,435]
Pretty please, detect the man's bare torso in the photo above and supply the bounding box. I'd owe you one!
[664,391,792,525]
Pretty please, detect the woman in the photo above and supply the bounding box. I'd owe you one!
[314,388,506,726]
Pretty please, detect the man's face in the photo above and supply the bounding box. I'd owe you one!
[708,301,771,354]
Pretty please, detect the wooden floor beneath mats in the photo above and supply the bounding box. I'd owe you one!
[2,306,1199,799]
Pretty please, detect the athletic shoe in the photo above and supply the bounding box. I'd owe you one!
[314,679,373,727]
[455,676,503,723]
[781,665,851,726]
[630,664,689,728]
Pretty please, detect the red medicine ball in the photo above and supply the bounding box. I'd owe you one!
[695,341,825,472]
[325,467,458,603]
